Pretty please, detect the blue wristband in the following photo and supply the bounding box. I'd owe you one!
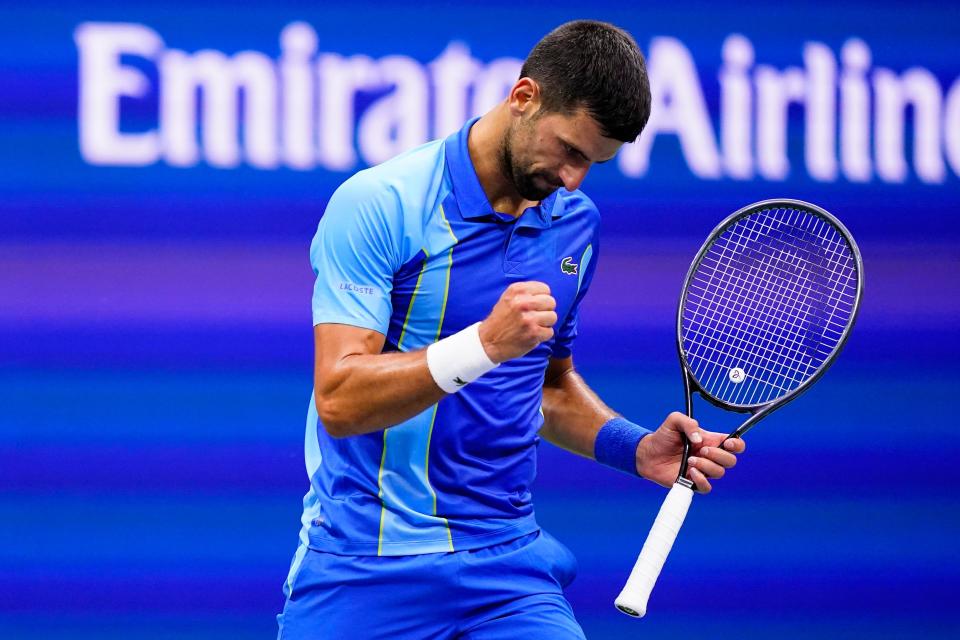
[594,417,652,477]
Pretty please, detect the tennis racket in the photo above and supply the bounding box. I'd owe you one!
[614,198,864,618]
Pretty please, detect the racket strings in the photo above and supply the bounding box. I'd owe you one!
[687,223,827,393]
[691,218,852,367]
[681,207,859,407]
[686,254,822,400]
[689,241,844,366]
[687,210,852,403]
[686,208,856,404]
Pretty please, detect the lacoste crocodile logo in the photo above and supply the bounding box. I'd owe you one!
[560,256,579,275]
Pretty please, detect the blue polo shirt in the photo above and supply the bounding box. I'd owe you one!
[298,117,601,556]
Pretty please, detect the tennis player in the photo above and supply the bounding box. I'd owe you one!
[277,20,746,639]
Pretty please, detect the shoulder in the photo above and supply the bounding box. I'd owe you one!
[556,189,601,232]
[331,139,447,216]
[317,140,446,263]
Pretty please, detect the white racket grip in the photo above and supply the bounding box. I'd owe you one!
[615,481,695,617]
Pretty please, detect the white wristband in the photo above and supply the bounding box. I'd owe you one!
[426,322,498,393]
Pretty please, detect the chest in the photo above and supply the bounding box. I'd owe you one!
[389,212,593,349]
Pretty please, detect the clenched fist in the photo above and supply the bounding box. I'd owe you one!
[478,281,557,363]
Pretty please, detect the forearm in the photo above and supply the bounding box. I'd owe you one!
[315,348,445,437]
[314,281,553,438]
[540,360,617,459]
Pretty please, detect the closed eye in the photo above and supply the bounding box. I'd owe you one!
[562,142,589,163]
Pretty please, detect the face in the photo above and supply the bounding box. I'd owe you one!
[500,106,623,201]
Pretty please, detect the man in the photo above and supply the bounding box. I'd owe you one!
[277,20,745,640]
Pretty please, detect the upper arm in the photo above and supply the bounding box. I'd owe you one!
[310,173,406,335]
[313,323,386,395]
[551,214,600,360]
[544,355,575,388]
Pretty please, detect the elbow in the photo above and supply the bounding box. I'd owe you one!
[314,392,357,438]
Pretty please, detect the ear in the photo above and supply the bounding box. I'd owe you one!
[507,77,542,118]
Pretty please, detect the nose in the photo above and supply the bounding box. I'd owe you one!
[558,164,589,191]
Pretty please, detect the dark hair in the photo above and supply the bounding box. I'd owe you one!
[520,20,651,143]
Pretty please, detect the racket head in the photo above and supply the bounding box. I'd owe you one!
[676,199,863,415]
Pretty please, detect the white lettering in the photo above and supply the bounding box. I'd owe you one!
[620,37,721,179]
[840,39,872,182]
[74,22,163,166]
[316,53,379,171]
[430,42,481,138]
[72,22,959,184]
[755,64,805,180]
[280,22,317,170]
[160,49,278,168]
[874,67,945,184]
[945,77,960,178]
[472,58,523,117]
[804,42,838,181]
[357,56,429,165]
[719,34,754,180]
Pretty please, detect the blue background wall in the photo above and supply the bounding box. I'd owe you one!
[2,1,959,638]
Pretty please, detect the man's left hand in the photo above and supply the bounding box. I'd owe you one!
[635,411,746,493]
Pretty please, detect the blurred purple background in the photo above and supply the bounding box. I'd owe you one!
[2,2,959,638]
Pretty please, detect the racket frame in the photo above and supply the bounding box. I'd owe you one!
[614,198,864,618]
[676,197,864,443]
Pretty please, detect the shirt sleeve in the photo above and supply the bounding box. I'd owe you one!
[309,174,404,334]
[550,238,599,359]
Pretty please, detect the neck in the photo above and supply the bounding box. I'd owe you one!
[467,104,538,218]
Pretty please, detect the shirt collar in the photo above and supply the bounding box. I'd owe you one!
[444,117,565,229]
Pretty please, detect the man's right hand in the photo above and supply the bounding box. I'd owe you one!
[478,281,557,364]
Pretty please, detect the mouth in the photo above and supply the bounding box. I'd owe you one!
[514,171,563,201]
[535,174,563,189]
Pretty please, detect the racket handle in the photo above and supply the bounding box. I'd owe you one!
[615,480,695,618]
